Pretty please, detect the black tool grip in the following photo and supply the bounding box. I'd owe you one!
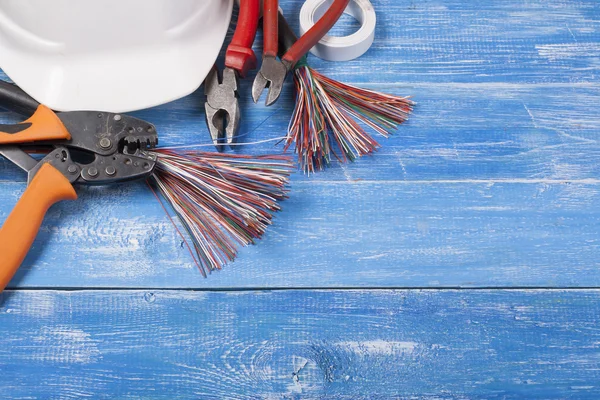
[278,11,299,56]
[0,80,41,117]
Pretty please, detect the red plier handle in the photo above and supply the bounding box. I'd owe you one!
[263,0,280,59]
[225,0,261,78]
[263,0,350,68]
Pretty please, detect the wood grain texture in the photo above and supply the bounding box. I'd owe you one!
[4,84,600,183]
[1,289,600,399]
[1,180,600,289]
[1,0,599,288]
[1,0,600,397]
[278,0,600,85]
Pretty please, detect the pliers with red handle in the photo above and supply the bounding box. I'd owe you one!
[252,0,350,106]
[204,0,260,149]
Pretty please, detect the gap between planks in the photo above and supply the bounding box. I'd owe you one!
[6,287,600,293]
[292,179,599,185]
[0,179,598,185]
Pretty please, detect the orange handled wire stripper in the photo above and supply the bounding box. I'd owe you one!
[0,81,159,292]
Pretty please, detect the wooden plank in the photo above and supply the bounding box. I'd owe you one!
[132,83,600,183]
[1,0,598,182]
[1,289,599,399]
[0,0,599,289]
[3,0,599,87]
[1,181,599,289]
[274,0,600,85]
[2,84,600,183]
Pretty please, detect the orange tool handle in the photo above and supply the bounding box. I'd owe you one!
[263,0,279,58]
[0,105,71,145]
[283,0,350,65]
[0,163,77,292]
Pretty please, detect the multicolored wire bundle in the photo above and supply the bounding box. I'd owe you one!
[144,9,414,273]
[286,58,414,173]
[148,149,293,276]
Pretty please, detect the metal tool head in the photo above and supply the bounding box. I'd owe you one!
[251,56,289,106]
[54,111,158,184]
[2,111,160,186]
[46,147,157,185]
[0,79,159,185]
[1,143,157,187]
[204,66,241,149]
[56,111,158,156]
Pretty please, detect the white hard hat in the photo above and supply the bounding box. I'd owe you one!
[0,0,233,112]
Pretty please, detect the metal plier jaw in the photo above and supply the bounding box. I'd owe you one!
[203,0,260,150]
[252,56,291,106]
[204,65,241,150]
[252,0,351,106]
[39,110,158,185]
[0,108,158,186]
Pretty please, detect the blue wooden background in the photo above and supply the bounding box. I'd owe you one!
[1,0,600,397]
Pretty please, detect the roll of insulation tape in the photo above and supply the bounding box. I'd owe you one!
[299,0,376,62]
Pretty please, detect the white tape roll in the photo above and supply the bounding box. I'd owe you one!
[299,0,376,62]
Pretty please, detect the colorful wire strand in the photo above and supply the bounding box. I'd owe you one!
[286,62,414,173]
[147,149,293,276]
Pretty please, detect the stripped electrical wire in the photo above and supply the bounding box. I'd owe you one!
[147,149,293,276]
[0,78,292,279]
[278,14,414,173]
[287,60,414,173]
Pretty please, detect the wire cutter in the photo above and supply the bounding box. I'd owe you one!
[0,81,159,292]
[252,0,350,106]
[204,0,260,149]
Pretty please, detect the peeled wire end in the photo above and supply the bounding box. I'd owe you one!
[287,65,414,173]
[147,150,294,275]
